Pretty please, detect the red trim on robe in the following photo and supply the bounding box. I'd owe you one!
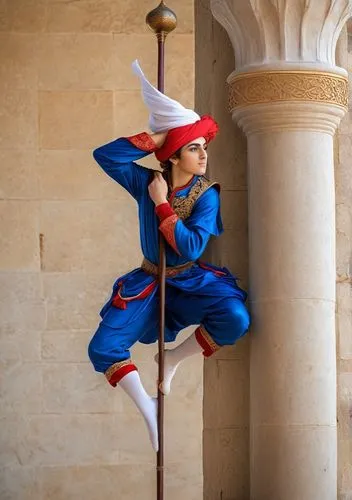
[159,214,180,255]
[112,280,157,310]
[195,326,220,358]
[108,364,138,387]
[155,202,176,222]
[125,132,158,152]
[198,261,227,276]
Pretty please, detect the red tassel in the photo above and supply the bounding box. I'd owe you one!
[112,295,127,310]
[111,280,157,310]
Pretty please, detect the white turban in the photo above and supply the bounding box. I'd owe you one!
[132,60,200,133]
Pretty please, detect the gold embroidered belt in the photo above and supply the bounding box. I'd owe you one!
[141,258,194,278]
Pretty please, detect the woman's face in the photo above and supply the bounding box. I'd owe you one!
[170,136,208,176]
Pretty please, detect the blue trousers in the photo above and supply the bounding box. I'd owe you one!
[88,284,250,374]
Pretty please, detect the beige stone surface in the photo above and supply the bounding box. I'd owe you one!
[0,466,40,500]
[44,0,193,34]
[0,150,39,200]
[0,415,29,467]
[336,195,352,275]
[248,130,336,302]
[1,330,41,363]
[336,133,352,202]
[0,34,38,90]
[39,91,114,149]
[337,33,352,499]
[251,425,337,500]
[220,190,248,230]
[43,273,114,331]
[45,0,115,34]
[0,91,37,148]
[0,0,7,31]
[165,461,203,500]
[39,200,141,272]
[42,363,122,414]
[251,300,336,426]
[0,273,45,331]
[204,428,249,500]
[1,0,47,32]
[113,90,150,138]
[38,34,117,91]
[204,359,249,429]
[0,201,40,271]
[36,149,120,200]
[337,283,352,359]
[40,465,155,500]
[20,414,123,466]
[0,362,42,415]
[339,439,352,495]
[338,373,352,441]
[41,330,91,362]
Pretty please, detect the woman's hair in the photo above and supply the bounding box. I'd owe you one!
[159,147,182,173]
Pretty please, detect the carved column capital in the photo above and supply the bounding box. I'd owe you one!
[211,0,351,133]
[211,0,351,72]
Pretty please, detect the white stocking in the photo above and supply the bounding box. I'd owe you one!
[155,331,203,395]
[119,370,158,452]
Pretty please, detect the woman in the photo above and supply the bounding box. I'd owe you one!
[88,63,250,452]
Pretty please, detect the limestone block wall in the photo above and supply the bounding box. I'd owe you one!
[195,2,250,499]
[0,2,201,499]
[336,23,352,500]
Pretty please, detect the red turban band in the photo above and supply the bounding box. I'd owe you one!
[155,115,219,162]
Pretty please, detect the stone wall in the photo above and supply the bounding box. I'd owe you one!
[336,23,352,500]
[195,2,250,499]
[0,1,202,499]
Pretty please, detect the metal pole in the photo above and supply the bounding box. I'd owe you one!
[145,3,177,499]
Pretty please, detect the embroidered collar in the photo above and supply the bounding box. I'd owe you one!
[168,175,198,204]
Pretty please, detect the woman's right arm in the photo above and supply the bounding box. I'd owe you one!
[93,132,167,201]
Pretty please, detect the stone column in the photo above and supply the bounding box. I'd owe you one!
[210,1,351,499]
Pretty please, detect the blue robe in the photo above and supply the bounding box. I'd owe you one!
[88,135,250,374]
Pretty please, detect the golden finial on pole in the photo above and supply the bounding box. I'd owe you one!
[145,3,177,500]
[146,1,177,41]
[146,1,177,92]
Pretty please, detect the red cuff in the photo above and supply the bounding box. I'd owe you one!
[105,360,138,387]
[155,202,176,222]
[195,326,220,357]
[125,132,158,152]
[159,214,180,255]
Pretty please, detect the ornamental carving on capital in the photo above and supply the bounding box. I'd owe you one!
[228,71,348,111]
[211,0,351,70]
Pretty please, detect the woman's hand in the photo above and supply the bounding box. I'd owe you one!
[148,172,168,206]
[150,131,168,149]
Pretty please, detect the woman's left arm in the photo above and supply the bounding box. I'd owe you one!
[155,187,223,261]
